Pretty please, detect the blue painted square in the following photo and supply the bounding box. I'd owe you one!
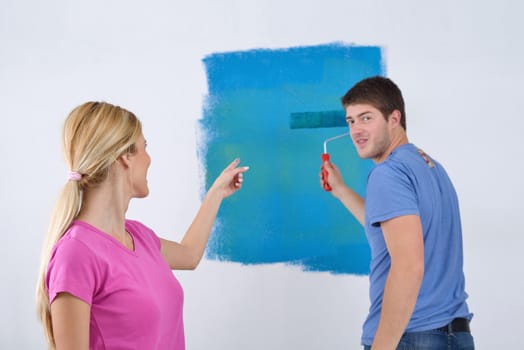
[198,43,384,274]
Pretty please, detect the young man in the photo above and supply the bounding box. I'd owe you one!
[321,76,474,349]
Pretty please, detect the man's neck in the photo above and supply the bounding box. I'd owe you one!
[374,131,408,164]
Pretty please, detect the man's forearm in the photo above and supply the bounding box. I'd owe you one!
[333,185,365,225]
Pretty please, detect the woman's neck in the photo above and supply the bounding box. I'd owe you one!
[76,176,130,243]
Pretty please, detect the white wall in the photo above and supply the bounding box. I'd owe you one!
[1,0,523,348]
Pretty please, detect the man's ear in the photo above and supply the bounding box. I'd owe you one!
[389,110,402,128]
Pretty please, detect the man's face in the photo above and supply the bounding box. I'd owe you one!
[345,103,393,163]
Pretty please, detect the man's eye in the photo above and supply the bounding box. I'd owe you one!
[362,115,371,121]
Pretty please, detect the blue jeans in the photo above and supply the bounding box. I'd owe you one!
[363,329,475,349]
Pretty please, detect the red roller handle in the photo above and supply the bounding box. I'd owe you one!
[321,153,331,191]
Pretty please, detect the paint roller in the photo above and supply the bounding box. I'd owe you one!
[289,110,349,191]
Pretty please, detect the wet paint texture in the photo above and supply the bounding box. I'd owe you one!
[198,43,384,274]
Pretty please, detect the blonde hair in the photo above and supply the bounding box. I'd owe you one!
[36,101,142,348]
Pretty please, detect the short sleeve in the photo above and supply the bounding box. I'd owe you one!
[366,163,419,227]
[46,236,99,305]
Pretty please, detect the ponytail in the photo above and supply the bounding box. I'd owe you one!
[36,180,82,349]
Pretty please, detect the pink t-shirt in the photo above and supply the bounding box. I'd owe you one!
[46,220,185,349]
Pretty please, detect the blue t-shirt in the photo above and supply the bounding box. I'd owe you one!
[361,143,472,346]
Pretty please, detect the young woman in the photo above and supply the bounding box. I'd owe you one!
[36,101,249,349]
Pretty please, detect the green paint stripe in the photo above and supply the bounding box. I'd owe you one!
[289,110,346,129]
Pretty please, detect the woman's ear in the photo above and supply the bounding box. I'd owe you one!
[118,152,132,169]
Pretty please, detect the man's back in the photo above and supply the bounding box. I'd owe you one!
[362,143,472,344]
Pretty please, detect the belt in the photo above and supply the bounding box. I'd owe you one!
[436,318,470,333]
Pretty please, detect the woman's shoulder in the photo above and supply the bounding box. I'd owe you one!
[125,219,160,248]
[49,224,101,272]
[124,219,154,235]
[55,222,97,253]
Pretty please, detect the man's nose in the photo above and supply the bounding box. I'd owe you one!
[349,123,363,135]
